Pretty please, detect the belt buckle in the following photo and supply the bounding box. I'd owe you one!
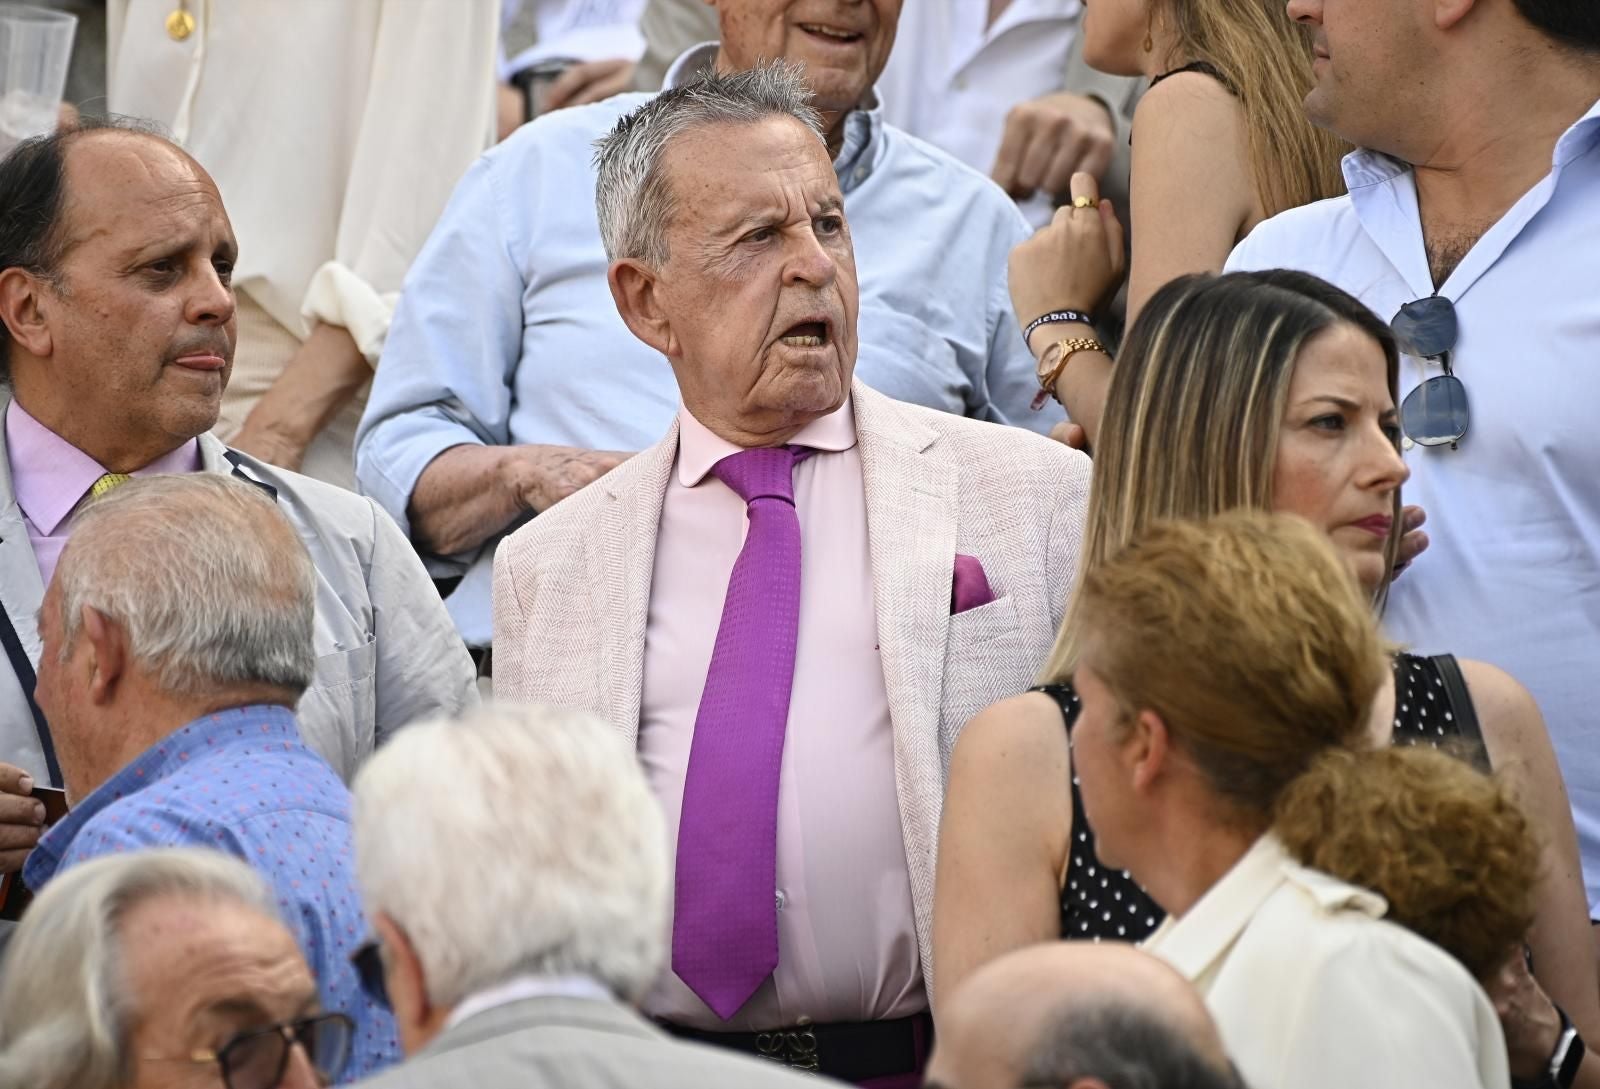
[755,1017,820,1073]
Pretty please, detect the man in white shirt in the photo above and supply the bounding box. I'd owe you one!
[1226,0,1600,918]
[106,0,498,487]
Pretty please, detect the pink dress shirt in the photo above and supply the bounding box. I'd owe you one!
[5,401,201,587]
[638,397,925,1031]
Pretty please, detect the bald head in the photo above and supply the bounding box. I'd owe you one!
[927,944,1238,1089]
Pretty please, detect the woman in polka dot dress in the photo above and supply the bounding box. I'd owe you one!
[931,272,1595,1056]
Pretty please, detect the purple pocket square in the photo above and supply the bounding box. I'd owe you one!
[952,554,996,615]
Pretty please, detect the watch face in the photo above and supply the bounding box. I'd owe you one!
[1557,1025,1585,1087]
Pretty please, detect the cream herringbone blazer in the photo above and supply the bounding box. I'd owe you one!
[492,382,1090,986]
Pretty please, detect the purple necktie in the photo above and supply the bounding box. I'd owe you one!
[672,445,811,1020]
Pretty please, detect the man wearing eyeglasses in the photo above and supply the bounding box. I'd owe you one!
[1224,0,1600,995]
[18,476,398,1083]
[0,848,356,1089]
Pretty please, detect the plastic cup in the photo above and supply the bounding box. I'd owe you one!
[0,4,77,159]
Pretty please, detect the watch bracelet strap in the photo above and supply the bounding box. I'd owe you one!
[1031,336,1108,411]
[1511,1005,1584,1089]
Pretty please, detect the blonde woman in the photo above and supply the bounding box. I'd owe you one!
[1068,511,1518,1088]
[931,271,1599,1087]
[1007,0,1348,446]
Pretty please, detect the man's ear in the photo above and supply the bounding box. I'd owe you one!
[607,258,676,358]
[1127,708,1172,795]
[375,911,436,1049]
[1432,0,1478,30]
[0,267,55,361]
[78,606,127,706]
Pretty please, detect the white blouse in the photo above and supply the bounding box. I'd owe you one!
[1145,834,1509,1089]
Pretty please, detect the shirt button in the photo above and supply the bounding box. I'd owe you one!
[775,889,788,910]
[954,77,969,90]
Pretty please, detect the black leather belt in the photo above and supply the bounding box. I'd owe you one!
[663,1011,931,1081]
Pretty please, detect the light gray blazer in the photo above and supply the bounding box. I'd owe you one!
[492,382,1090,993]
[348,996,838,1089]
[0,393,477,782]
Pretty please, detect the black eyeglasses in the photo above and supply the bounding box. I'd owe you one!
[1391,295,1469,449]
[145,1011,354,1089]
[352,937,391,1009]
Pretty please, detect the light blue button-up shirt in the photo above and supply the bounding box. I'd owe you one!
[1227,97,1600,906]
[356,45,1057,646]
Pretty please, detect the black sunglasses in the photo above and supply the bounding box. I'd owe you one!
[1391,295,1469,450]
[352,937,391,1009]
[146,1011,354,1089]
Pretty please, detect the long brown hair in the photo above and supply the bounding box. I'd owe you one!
[1160,0,1349,214]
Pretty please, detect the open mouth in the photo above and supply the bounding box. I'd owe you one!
[779,320,830,349]
[798,22,864,45]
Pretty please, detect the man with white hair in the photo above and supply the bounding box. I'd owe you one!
[493,65,1089,1084]
[356,0,1065,653]
[346,703,830,1088]
[21,474,397,1081]
[0,847,353,1089]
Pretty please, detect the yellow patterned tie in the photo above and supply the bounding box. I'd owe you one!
[88,473,132,500]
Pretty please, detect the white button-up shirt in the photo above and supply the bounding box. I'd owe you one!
[876,0,1082,227]
[1225,98,1600,908]
[1146,835,1508,1089]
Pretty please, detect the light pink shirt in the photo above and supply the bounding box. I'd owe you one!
[638,397,925,1031]
[5,401,201,587]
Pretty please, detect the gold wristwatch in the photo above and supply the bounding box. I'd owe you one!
[1031,336,1108,411]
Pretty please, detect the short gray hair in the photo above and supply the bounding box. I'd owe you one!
[0,849,278,1089]
[352,703,670,1007]
[594,61,825,265]
[53,474,316,699]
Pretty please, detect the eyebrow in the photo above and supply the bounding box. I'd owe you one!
[719,196,845,237]
[1299,394,1398,417]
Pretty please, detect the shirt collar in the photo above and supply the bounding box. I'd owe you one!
[4,400,201,534]
[675,395,858,488]
[662,43,884,192]
[1144,833,1388,983]
[1342,93,1600,190]
[25,706,301,890]
[444,974,613,1034]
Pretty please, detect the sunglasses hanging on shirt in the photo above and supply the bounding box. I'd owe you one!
[1391,295,1470,450]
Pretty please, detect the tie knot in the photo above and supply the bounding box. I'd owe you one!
[89,473,133,501]
[710,446,808,506]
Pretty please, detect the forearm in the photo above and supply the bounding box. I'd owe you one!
[240,323,370,447]
[408,444,528,557]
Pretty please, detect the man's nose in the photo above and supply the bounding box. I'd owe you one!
[279,1039,326,1089]
[784,231,838,288]
[186,265,236,326]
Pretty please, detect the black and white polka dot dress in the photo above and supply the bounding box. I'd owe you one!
[1039,652,1472,943]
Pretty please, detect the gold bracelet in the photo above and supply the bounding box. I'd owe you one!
[1033,336,1108,408]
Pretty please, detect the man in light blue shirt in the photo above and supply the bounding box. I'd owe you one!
[356,2,1059,648]
[1229,0,1600,916]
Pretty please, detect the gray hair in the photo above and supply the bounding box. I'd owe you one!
[53,474,316,699]
[1022,1001,1246,1089]
[0,849,279,1089]
[352,703,670,1007]
[593,61,825,265]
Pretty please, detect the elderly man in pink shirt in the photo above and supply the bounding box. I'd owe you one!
[492,64,1090,1086]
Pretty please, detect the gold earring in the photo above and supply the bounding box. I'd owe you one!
[1143,29,1153,52]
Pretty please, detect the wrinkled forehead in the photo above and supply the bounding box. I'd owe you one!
[660,116,841,225]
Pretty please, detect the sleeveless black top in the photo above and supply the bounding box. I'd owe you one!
[1043,652,1474,942]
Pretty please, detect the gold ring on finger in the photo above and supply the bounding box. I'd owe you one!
[1071,196,1099,209]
